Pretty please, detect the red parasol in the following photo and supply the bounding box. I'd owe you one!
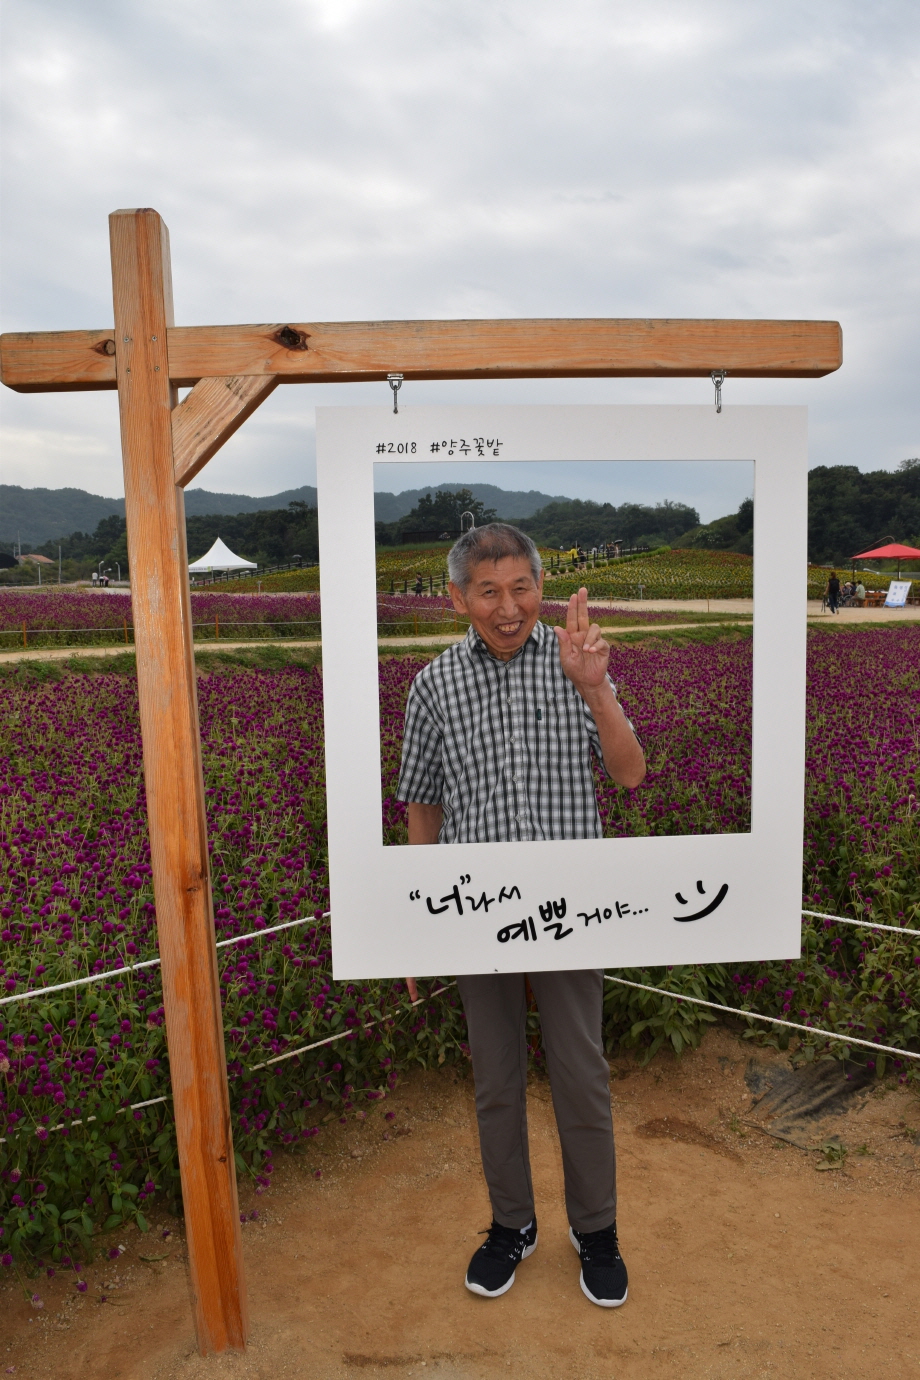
[852,542,920,580]
[852,543,920,560]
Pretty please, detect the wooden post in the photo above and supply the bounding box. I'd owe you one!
[109,209,247,1353]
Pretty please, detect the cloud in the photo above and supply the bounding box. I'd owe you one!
[1,0,918,496]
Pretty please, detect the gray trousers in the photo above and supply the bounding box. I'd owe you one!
[456,968,616,1234]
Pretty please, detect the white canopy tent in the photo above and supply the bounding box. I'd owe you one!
[188,537,257,573]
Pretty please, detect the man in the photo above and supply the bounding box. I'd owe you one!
[397,524,646,1309]
[826,571,841,614]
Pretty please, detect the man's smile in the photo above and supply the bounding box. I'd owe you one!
[448,555,545,661]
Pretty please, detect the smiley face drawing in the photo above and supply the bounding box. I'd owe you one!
[673,879,729,922]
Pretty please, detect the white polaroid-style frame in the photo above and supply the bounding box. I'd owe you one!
[316,405,807,980]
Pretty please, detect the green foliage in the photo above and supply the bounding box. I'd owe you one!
[184,502,318,569]
[603,965,730,1061]
[21,503,320,578]
[31,514,129,573]
[516,498,700,550]
[808,462,920,565]
[375,489,497,545]
[220,566,321,593]
[545,547,754,599]
[672,498,754,555]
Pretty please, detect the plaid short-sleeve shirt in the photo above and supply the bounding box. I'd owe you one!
[396,620,612,843]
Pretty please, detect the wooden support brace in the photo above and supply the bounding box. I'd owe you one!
[109,208,247,1354]
[172,374,278,488]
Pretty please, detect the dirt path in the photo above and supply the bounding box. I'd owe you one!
[0,622,753,665]
[3,1029,918,1380]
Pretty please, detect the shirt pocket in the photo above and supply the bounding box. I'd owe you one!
[535,693,568,773]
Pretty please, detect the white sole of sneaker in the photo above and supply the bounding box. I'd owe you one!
[568,1227,628,1308]
[465,1237,538,1298]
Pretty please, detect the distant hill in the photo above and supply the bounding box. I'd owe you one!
[6,464,917,562]
[0,483,320,548]
[183,485,318,518]
[1,481,564,548]
[0,486,124,547]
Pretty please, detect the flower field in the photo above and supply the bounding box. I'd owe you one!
[376,547,874,601]
[0,589,734,652]
[380,635,753,844]
[376,545,757,598]
[219,566,321,593]
[0,591,322,649]
[1,625,918,1276]
[375,593,688,636]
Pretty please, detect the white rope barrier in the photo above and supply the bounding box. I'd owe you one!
[602,973,920,1061]
[0,986,453,1143]
[2,906,914,1010]
[5,957,917,1146]
[246,982,458,1071]
[0,956,163,1006]
[801,908,920,938]
[0,912,327,1007]
[0,1096,172,1145]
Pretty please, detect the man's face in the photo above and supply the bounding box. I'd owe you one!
[449,556,544,661]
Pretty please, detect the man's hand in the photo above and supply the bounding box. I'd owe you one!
[553,587,611,694]
[554,586,646,788]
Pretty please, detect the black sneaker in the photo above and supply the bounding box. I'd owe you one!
[569,1222,628,1308]
[465,1218,538,1298]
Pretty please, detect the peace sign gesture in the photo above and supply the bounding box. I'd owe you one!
[553,587,611,695]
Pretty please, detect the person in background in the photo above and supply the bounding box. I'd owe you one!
[825,571,841,614]
[397,523,646,1311]
[855,580,866,607]
[414,573,424,597]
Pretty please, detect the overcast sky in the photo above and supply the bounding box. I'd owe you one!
[2,0,918,506]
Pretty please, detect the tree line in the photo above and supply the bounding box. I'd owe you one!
[8,461,918,580]
[21,502,318,580]
[375,487,707,550]
[807,460,919,564]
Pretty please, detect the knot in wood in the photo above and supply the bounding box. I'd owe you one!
[95,338,117,357]
[273,325,309,352]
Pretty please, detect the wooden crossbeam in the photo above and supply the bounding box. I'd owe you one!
[0,316,842,392]
[172,374,278,487]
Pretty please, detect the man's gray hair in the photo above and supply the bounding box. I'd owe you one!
[448,523,542,592]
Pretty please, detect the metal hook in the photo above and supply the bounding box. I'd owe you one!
[387,373,404,414]
[711,370,727,414]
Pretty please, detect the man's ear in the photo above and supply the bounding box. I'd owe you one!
[447,580,467,615]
